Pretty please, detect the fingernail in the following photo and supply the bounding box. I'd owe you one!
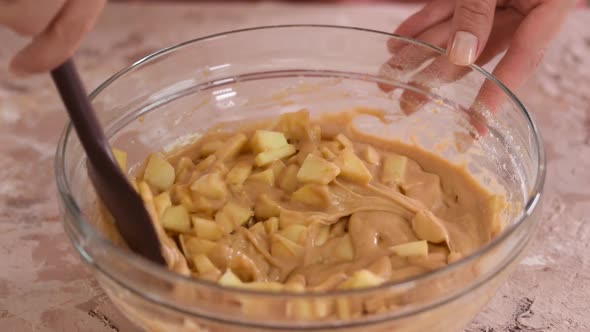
[448,31,478,66]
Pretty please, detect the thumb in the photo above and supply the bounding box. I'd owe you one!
[448,0,497,65]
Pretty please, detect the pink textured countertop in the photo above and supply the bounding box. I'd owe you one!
[1,3,589,332]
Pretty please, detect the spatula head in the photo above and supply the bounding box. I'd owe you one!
[88,160,167,265]
[52,60,167,266]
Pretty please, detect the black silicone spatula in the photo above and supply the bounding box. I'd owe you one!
[51,59,166,266]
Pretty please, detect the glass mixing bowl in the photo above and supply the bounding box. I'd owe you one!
[56,26,545,332]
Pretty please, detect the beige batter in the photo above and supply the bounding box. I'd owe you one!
[101,108,504,299]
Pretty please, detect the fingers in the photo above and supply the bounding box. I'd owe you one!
[396,8,522,115]
[390,0,455,52]
[448,0,497,65]
[410,8,523,89]
[0,0,66,36]
[9,0,106,74]
[476,1,573,113]
[388,19,452,72]
[379,18,453,93]
[393,0,455,38]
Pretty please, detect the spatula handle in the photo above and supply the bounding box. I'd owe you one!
[51,60,167,266]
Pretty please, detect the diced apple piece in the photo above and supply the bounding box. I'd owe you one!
[285,283,305,296]
[335,134,353,149]
[338,270,385,290]
[190,172,227,200]
[279,224,308,245]
[161,205,191,233]
[144,154,176,191]
[411,210,447,243]
[364,146,381,165]
[285,274,306,289]
[215,213,236,235]
[137,181,159,222]
[249,221,266,236]
[314,225,330,246]
[175,168,192,185]
[291,184,331,208]
[335,149,372,184]
[254,144,297,167]
[274,110,311,140]
[250,130,289,153]
[218,269,243,287]
[172,185,196,211]
[321,141,343,155]
[382,154,408,184]
[254,194,281,220]
[320,146,336,160]
[192,216,225,241]
[279,210,312,229]
[215,133,247,161]
[297,154,340,185]
[271,234,304,260]
[367,256,393,279]
[226,160,252,185]
[264,217,279,234]
[175,156,194,175]
[195,155,217,172]
[193,253,220,274]
[278,164,299,192]
[215,201,253,233]
[175,157,195,184]
[269,160,286,178]
[247,168,275,186]
[447,252,463,264]
[154,191,172,217]
[333,234,354,261]
[112,148,128,171]
[180,236,217,256]
[194,196,224,215]
[390,240,428,257]
[200,140,224,157]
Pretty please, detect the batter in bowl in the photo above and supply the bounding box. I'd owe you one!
[102,109,505,318]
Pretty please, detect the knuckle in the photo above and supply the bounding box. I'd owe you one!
[457,0,494,22]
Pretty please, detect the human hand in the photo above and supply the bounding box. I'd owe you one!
[387,0,576,118]
[0,0,106,75]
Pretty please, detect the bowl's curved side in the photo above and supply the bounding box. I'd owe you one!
[55,25,545,331]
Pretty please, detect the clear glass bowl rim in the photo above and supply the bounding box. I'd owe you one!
[54,24,546,313]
